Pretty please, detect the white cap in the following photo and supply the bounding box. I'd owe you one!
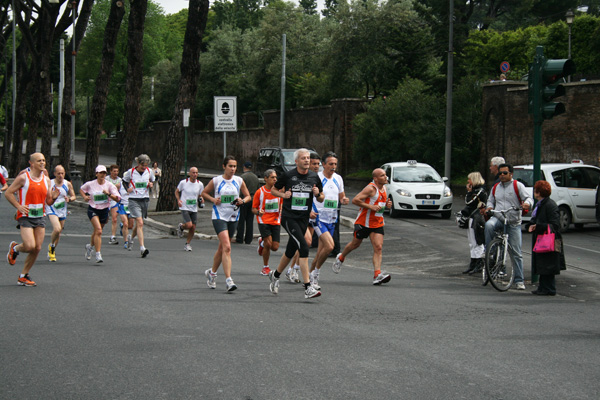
[95,165,107,173]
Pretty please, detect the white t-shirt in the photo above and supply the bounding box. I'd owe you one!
[45,179,70,219]
[177,178,204,212]
[123,167,154,199]
[211,175,243,222]
[313,171,344,224]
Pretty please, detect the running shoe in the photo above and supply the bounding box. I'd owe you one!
[127,240,133,251]
[205,269,217,289]
[332,253,343,274]
[260,266,271,276]
[373,271,391,285]
[269,270,280,294]
[310,271,321,290]
[304,285,321,299]
[123,241,129,249]
[177,223,185,238]
[286,268,300,283]
[48,244,57,262]
[184,243,192,252]
[17,274,36,287]
[108,236,118,245]
[85,244,94,260]
[95,253,103,263]
[7,241,18,265]
[291,268,301,283]
[515,282,526,290]
[257,237,263,256]
[285,268,294,282]
[226,278,237,292]
[141,248,149,258]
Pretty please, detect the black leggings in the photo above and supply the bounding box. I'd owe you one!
[282,217,309,258]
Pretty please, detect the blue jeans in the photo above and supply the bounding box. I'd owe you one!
[484,217,524,283]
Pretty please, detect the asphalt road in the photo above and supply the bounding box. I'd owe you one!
[1,191,600,399]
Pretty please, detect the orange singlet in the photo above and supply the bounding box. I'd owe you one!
[17,171,49,220]
[354,182,387,229]
[253,186,282,226]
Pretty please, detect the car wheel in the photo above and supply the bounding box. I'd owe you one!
[390,196,401,218]
[558,206,571,233]
[441,210,452,219]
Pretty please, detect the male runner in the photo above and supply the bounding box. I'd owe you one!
[46,165,76,262]
[106,165,122,245]
[309,152,349,289]
[331,168,393,285]
[253,169,283,276]
[269,148,324,299]
[6,153,59,286]
[175,167,205,251]
[122,154,154,257]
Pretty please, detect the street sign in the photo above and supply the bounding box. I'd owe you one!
[214,96,237,132]
[183,109,190,127]
[500,61,510,72]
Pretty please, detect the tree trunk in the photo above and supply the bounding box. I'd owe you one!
[58,0,94,175]
[156,0,209,212]
[85,0,126,180]
[9,44,32,176]
[116,0,148,172]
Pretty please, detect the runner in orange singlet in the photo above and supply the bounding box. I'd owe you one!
[331,168,393,285]
[5,153,59,286]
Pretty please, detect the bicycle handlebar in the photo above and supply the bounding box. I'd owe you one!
[486,206,522,217]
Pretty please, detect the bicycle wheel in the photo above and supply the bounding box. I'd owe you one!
[485,238,514,292]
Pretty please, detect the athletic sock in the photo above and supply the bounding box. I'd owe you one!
[303,283,311,289]
[274,271,281,278]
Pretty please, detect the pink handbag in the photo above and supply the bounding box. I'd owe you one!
[533,226,555,253]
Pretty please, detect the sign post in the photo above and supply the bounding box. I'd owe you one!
[183,108,190,174]
[214,96,237,158]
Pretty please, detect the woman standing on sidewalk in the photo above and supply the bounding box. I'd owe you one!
[80,165,121,263]
[201,156,251,292]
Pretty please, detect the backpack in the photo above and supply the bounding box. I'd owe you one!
[492,180,528,216]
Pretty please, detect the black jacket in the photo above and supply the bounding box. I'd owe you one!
[530,197,566,275]
[461,185,487,245]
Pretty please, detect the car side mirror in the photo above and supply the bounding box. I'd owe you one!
[442,177,449,182]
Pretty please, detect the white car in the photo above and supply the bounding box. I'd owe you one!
[382,161,453,219]
[513,162,600,232]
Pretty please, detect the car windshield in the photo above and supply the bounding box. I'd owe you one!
[281,151,296,166]
[392,166,442,183]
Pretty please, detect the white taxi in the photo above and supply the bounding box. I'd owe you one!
[381,161,453,219]
[513,161,600,232]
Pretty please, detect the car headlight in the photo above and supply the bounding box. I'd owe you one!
[396,188,411,197]
[443,186,452,197]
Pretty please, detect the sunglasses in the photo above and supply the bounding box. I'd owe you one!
[499,171,511,175]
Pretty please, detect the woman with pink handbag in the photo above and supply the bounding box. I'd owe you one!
[528,181,566,296]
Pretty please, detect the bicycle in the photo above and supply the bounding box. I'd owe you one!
[484,207,521,292]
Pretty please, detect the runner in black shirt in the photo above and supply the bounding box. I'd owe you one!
[269,148,324,299]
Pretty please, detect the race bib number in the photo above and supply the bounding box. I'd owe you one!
[324,198,338,209]
[221,194,236,204]
[265,198,279,213]
[54,201,66,210]
[93,193,109,203]
[135,182,148,189]
[28,203,44,218]
[375,201,386,215]
[186,199,197,206]
[291,192,309,211]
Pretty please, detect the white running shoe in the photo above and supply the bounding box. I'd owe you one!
[205,269,217,289]
[304,285,321,299]
[108,236,118,245]
[85,244,94,260]
[332,253,343,274]
[127,235,133,251]
[373,271,391,285]
[184,243,192,252]
[95,253,103,263]
[226,278,237,292]
[515,282,526,290]
[269,271,280,294]
[285,268,294,283]
[310,271,321,290]
[177,223,185,238]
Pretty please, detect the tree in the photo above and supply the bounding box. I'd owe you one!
[84,0,126,180]
[299,0,317,15]
[156,0,209,211]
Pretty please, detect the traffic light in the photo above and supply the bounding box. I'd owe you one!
[541,59,575,119]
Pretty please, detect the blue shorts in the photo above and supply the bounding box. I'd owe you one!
[314,220,335,237]
[47,211,66,222]
[117,203,130,216]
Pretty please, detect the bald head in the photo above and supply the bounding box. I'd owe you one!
[29,153,46,173]
[372,168,388,188]
[372,168,385,179]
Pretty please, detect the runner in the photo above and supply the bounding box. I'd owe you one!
[309,152,349,289]
[175,167,205,252]
[268,148,324,299]
[252,169,283,276]
[80,165,121,263]
[331,168,393,285]
[122,154,155,258]
[45,165,76,262]
[5,153,59,286]
[106,165,122,245]
[201,156,251,292]
[118,174,134,250]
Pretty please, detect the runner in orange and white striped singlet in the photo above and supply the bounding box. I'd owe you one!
[331,168,393,286]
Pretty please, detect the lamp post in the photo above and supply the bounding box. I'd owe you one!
[566,9,574,83]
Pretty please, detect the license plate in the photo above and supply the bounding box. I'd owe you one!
[421,200,435,205]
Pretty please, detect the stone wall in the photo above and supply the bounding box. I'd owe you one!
[481,80,600,181]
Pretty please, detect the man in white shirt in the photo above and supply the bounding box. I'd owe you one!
[175,167,205,251]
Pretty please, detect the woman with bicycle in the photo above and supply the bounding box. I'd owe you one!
[528,181,566,296]
[461,172,487,275]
